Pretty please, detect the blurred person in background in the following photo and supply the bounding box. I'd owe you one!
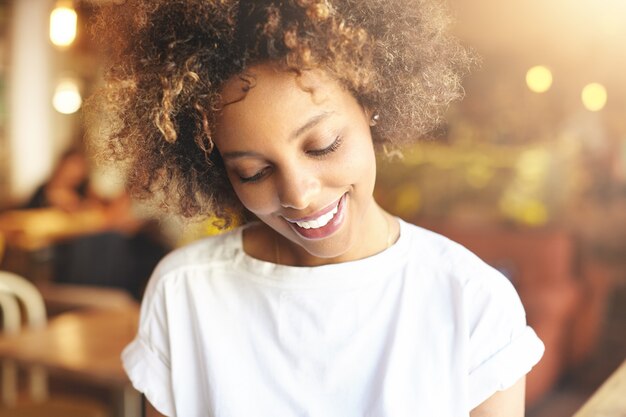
[26,148,94,211]
[24,145,168,300]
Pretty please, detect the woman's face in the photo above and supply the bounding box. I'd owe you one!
[214,64,384,265]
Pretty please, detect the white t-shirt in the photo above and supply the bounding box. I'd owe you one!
[122,219,544,417]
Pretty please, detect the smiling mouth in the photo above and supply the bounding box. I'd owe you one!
[291,204,339,229]
[284,194,347,240]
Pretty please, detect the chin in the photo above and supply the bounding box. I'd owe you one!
[291,229,356,264]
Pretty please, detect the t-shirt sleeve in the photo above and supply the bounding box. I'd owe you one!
[463,255,545,410]
[122,272,176,416]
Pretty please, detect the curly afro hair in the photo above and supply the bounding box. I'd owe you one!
[88,0,471,225]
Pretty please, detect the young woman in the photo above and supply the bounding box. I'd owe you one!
[90,1,544,416]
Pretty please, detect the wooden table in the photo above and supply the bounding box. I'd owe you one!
[0,306,141,417]
[0,208,110,282]
[574,359,626,417]
[0,208,109,251]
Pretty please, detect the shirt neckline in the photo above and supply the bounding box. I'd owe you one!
[231,218,411,290]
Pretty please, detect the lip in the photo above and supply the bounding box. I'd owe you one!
[283,195,344,223]
[285,193,347,240]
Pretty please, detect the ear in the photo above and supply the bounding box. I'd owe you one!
[362,106,379,127]
[361,104,374,120]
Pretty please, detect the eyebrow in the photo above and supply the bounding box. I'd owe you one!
[289,111,333,141]
[221,111,333,161]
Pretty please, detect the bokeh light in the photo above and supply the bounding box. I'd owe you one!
[52,79,82,114]
[526,65,553,93]
[581,83,608,111]
[50,5,77,47]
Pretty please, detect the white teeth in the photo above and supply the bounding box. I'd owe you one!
[294,204,339,229]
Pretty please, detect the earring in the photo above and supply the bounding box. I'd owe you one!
[370,112,380,127]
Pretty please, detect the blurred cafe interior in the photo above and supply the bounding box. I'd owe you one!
[0,0,625,416]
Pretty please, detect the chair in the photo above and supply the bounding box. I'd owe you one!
[0,291,19,406]
[0,271,109,417]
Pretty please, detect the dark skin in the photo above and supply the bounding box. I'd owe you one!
[146,401,163,417]
[215,64,396,267]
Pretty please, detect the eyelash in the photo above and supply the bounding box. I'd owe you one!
[238,136,343,183]
[306,136,343,157]
[239,168,269,183]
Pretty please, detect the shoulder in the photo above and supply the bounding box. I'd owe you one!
[400,222,543,406]
[143,226,243,292]
[401,221,503,283]
[161,227,240,271]
[134,226,245,335]
[400,221,522,316]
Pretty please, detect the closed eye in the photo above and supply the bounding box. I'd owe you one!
[306,136,343,157]
[238,166,271,183]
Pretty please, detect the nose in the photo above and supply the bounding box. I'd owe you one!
[277,166,321,210]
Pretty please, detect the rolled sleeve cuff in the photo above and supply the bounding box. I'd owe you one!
[469,326,545,409]
[122,337,175,417]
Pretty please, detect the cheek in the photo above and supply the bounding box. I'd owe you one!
[341,136,377,186]
[230,182,277,216]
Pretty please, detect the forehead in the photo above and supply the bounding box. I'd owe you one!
[215,65,353,144]
[219,64,341,115]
